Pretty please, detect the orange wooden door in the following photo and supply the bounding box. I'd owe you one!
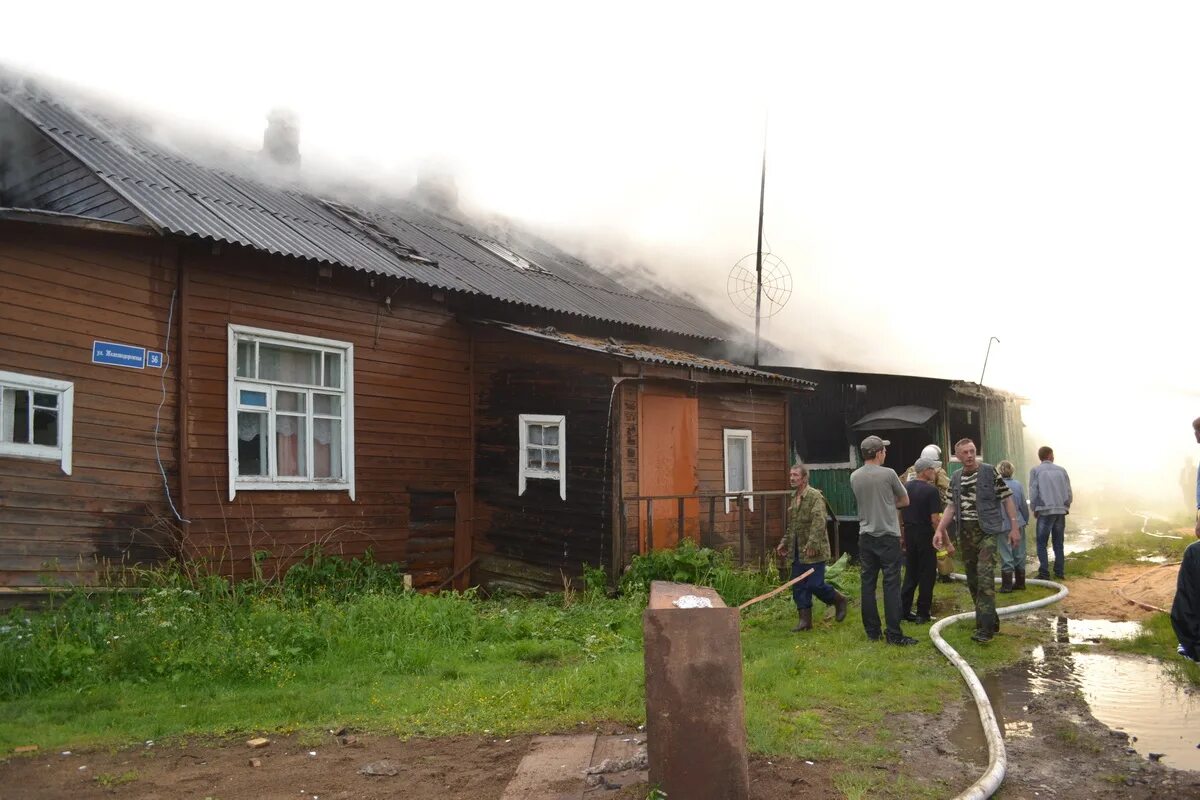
[638,387,700,551]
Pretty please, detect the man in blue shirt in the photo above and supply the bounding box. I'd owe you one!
[1029,446,1073,580]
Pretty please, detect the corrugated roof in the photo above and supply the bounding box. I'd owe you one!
[481,320,815,388]
[0,77,740,342]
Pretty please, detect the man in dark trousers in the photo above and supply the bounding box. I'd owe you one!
[776,462,849,632]
[1171,418,1200,662]
[934,438,1022,643]
[850,435,916,646]
[900,456,943,624]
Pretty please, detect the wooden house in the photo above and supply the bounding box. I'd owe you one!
[0,73,810,596]
[766,366,1028,556]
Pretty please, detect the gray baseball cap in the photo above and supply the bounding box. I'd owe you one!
[914,456,942,472]
[860,435,890,451]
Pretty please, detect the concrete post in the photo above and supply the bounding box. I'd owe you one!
[643,581,750,800]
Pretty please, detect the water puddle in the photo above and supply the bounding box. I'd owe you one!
[1137,554,1170,564]
[949,617,1200,771]
[1044,617,1142,644]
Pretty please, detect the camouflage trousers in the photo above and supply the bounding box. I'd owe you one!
[960,520,997,632]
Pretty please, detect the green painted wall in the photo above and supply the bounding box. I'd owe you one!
[810,467,858,517]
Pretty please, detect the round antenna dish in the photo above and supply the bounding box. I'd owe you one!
[727,252,792,318]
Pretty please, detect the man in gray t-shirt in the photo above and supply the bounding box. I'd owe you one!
[850,435,914,645]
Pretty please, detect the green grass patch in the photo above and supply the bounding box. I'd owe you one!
[1111,612,1200,686]
[0,545,1054,787]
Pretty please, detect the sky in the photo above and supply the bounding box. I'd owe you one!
[5,1,1198,517]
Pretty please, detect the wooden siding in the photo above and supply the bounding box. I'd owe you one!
[616,382,791,568]
[472,329,617,593]
[179,246,470,588]
[0,226,178,586]
[0,106,141,223]
[696,386,788,564]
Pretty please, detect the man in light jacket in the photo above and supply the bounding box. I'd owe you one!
[1029,446,1073,580]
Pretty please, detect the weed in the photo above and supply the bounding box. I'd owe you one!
[95,769,138,787]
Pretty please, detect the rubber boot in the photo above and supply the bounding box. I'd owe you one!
[1013,570,1026,590]
[832,591,849,623]
[998,570,1013,593]
[792,607,813,632]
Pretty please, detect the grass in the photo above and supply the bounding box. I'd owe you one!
[0,540,1155,798]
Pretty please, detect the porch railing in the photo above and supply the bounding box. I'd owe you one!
[618,490,842,569]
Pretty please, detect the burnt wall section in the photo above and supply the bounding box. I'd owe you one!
[473,329,616,593]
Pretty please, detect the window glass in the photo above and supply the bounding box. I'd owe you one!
[323,353,342,388]
[314,418,342,479]
[314,394,340,415]
[237,411,267,475]
[32,408,57,447]
[728,437,748,491]
[259,344,319,385]
[9,389,29,444]
[236,341,255,378]
[277,391,306,413]
[276,415,307,477]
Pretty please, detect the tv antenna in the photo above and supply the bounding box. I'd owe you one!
[728,125,790,365]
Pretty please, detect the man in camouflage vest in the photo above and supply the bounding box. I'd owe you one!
[776,462,849,632]
[933,438,1022,643]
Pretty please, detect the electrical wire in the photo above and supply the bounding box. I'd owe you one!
[154,287,189,523]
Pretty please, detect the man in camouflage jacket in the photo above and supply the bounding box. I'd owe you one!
[776,462,849,632]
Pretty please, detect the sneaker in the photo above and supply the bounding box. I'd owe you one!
[971,628,993,644]
[886,635,919,646]
[1036,572,1050,580]
[901,612,920,623]
[866,632,882,642]
[914,615,935,624]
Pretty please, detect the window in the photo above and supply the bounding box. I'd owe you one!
[0,371,73,474]
[723,428,753,513]
[519,414,565,499]
[228,325,354,499]
[470,237,552,275]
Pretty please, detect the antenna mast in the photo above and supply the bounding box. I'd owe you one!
[753,129,767,366]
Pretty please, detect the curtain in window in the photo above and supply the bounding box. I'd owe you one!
[276,416,306,476]
[313,418,341,479]
[728,438,748,491]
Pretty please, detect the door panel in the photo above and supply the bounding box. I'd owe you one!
[638,388,700,551]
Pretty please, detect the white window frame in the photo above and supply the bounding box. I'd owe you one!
[805,445,859,471]
[723,428,754,513]
[0,370,73,475]
[518,413,566,500]
[227,325,355,500]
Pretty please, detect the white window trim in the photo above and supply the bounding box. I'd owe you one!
[227,325,355,501]
[518,413,566,500]
[723,428,753,513]
[805,445,859,471]
[0,370,73,475]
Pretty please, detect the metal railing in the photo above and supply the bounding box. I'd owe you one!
[619,489,799,568]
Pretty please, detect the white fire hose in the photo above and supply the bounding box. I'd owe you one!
[929,574,1069,800]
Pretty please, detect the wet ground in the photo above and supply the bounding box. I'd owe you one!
[951,616,1200,772]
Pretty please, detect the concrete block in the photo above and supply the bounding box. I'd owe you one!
[643,581,749,800]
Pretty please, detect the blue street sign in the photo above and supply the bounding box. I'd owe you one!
[92,341,146,369]
[147,351,164,369]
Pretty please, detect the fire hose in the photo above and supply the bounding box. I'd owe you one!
[929,574,1069,800]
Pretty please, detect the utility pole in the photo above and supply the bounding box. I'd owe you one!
[979,336,1000,385]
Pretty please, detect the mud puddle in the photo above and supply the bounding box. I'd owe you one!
[951,617,1200,772]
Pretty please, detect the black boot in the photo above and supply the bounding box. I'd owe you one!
[1013,570,1026,590]
[832,591,849,623]
[998,571,1013,593]
[792,607,813,632]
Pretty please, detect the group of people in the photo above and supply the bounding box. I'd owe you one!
[777,436,1073,646]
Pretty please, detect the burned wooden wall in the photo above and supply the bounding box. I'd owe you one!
[179,245,469,588]
[472,328,616,593]
[0,226,178,587]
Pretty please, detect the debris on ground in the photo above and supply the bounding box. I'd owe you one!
[358,759,402,777]
[245,738,270,749]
